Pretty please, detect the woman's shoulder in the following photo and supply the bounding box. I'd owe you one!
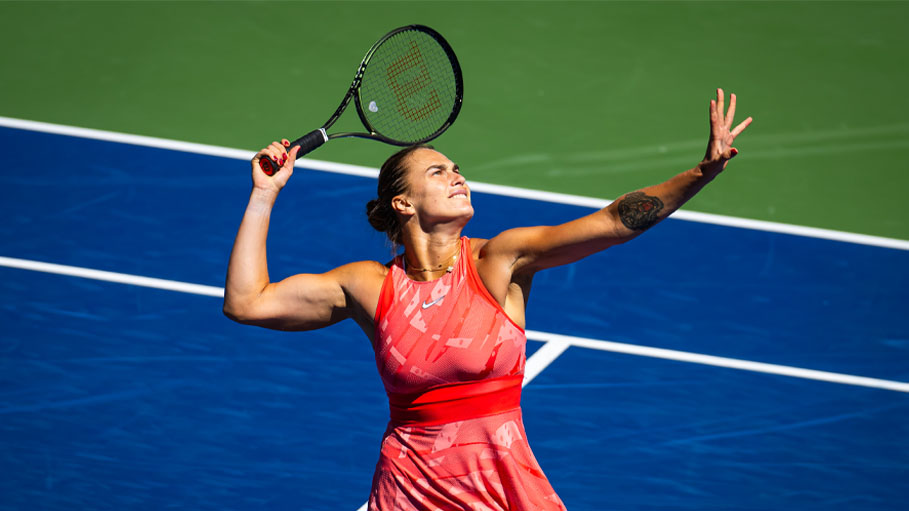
[330,260,391,309]
[334,259,392,278]
[468,235,519,263]
[466,236,489,259]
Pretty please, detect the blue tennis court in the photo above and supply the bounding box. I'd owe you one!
[1,123,908,510]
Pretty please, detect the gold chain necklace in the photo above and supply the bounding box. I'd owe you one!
[404,244,460,274]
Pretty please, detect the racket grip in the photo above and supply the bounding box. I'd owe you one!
[259,129,328,176]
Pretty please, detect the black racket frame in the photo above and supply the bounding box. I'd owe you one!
[260,25,463,175]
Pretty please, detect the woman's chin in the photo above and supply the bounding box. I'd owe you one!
[437,207,474,227]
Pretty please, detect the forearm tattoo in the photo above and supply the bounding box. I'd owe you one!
[617,192,664,231]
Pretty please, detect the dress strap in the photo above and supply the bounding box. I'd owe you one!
[386,374,523,427]
[373,255,403,337]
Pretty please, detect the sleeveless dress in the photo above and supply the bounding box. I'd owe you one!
[368,237,566,511]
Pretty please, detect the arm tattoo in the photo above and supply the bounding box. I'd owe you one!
[617,192,664,231]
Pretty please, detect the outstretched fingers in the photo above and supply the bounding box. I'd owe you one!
[703,88,753,167]
[716,88,725,125]
[725,93,736,129]
[710,88,753,140]
[731,116,753,139]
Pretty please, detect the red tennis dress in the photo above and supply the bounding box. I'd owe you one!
[368,237,566,511]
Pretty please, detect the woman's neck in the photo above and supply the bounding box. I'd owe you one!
[401,231,463,281]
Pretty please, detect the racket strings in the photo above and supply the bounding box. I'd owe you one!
[385,42,441,122]
[359,29,459,143]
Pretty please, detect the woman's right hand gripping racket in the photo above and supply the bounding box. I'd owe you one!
[259,24,464,176]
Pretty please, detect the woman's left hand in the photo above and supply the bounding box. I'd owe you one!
[700,88,753,178]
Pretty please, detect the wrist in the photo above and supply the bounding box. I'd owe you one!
[696,160,723,180]
[250,187,279,208]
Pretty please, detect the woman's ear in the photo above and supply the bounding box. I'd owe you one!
[392,195,414,216]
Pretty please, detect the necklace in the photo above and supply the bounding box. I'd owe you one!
[404,244,460,274]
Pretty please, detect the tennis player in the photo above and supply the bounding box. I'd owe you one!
[224,88,751,510]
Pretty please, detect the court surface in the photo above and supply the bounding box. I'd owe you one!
[1,121,908,510]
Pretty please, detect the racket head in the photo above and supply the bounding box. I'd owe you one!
[354,25,463,146]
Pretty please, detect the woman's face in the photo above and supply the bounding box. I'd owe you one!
[398,148,473,226]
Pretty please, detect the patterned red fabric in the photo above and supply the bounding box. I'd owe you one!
[369,237,566,511]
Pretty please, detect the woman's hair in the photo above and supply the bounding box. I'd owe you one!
[366,144,434,248]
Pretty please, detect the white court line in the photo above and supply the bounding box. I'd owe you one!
[525,330,909,394]
[522,339,572,387]
[1,115,907,251]
[2,255,907,394]
[0,256,224,297]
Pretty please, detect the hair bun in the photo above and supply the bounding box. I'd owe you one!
[366,198,391,233]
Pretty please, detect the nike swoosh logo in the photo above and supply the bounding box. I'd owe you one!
[422,295,447,309]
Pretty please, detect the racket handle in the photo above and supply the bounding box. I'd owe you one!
[259,129,329,176]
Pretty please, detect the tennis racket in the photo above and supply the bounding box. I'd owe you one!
[259,24,463,175]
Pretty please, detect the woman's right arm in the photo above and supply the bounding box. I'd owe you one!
[222,142,351,331]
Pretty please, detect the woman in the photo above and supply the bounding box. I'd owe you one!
[224,89,751,510]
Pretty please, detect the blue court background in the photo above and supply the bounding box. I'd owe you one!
[1,126,908,510]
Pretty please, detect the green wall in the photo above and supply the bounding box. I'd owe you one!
[2,1,907,239]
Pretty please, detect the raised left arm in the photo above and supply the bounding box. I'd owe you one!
[484,88,753,275]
